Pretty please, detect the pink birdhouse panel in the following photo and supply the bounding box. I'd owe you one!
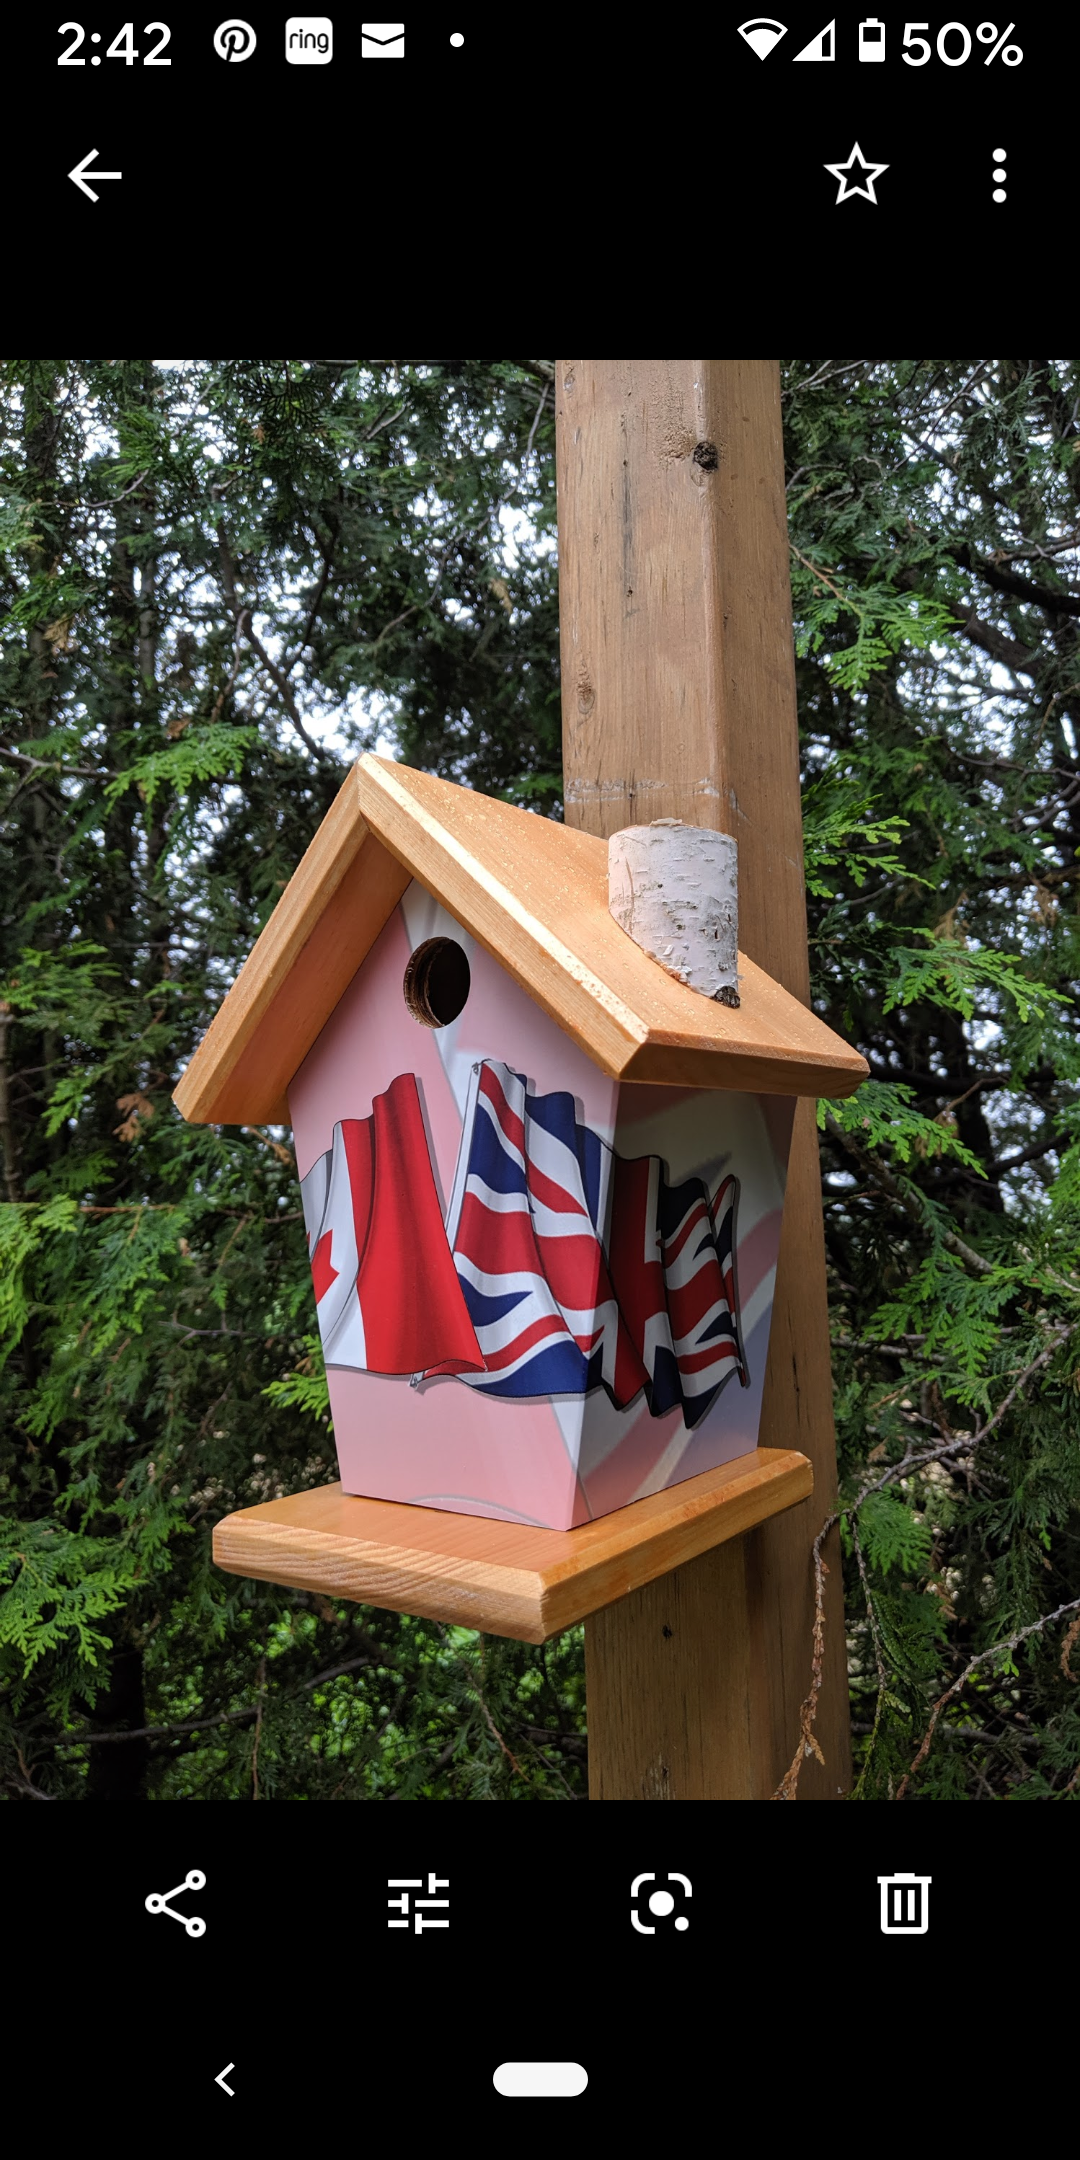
[287,884,794,1530]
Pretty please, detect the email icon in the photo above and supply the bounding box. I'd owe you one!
[362,22,404,55]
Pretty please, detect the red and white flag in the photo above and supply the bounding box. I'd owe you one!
[300,1072,484,1376]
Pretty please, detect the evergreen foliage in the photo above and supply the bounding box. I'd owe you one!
[2,358,1078,1800]
[788,358,1080,1798]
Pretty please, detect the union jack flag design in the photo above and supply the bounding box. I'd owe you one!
[431,1060,746,1427]
[608,1151,745,1423]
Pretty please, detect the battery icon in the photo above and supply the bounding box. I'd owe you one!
[859,17,885,59]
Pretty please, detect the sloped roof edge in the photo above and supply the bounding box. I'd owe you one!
[173,755,867,1126]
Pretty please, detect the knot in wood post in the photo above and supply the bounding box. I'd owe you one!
[607,819,740,1006]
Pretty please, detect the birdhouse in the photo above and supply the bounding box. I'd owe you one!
[174,756,866,1534]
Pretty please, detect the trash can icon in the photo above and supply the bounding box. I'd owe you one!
[877,1872,931,1935]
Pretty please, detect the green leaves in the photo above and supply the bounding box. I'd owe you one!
[856,1489,934,1578]
[792,555,959,692]
[102,723,259,816]
[884,931,1070,1026]
[0,1196,79,1356]
[802,771,922,898]
[1,941,116,1023]
[822,1080,985,1173]
[263,1336,331,1426]
[0,1515,143,1679]
[788,357,1080,1796]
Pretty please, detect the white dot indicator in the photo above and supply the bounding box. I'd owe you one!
[993,168,1006,182]
[675,1916,690,1932]
[648,1889,675,1917]
[993,145,1006,160]
[993,188,1007,202]
[92,53,100,62]
[450,30,464,44]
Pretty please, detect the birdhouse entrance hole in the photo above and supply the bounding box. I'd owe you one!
[403,936,471,1028]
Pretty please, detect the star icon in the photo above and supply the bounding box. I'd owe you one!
[824,142,889,204]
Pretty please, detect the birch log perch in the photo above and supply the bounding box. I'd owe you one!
[608,820,740,1005]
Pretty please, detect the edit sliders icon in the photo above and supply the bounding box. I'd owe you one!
[388,1873,449,1931]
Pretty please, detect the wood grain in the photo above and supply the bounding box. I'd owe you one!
[559,360,852,1799]
[353,758,865,1094]
[212,1448,813,1643]
[174,751,866,1125]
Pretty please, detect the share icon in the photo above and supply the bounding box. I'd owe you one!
[145,1869,207,1939]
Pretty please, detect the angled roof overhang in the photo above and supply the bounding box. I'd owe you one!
[173,756,868,1126]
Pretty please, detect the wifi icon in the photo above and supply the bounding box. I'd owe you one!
[737,17,788,58]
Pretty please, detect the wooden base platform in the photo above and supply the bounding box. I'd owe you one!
[212,1447,813,1642]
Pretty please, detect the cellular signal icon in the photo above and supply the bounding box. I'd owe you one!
[737,18,788,58]
[793,18,835,60]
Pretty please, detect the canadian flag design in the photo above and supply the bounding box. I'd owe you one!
[299,1072,484,1376]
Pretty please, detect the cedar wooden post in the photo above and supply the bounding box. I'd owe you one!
[557,360,851,1800]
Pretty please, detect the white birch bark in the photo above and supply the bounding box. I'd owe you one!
[608,820,740,1005]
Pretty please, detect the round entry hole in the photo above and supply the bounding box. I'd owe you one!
[403,937,471,1028]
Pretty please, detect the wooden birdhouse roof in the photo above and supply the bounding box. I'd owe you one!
[173,755,867,1126]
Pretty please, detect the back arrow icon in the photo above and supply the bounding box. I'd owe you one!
[69,150,122,202]
[215,2065,236,2098]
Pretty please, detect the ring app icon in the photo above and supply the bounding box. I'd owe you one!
[287,16,333,62]
[630,1871,692,1934]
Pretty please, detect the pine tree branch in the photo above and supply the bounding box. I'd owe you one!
[50,1703,261,1746]
[3,1771,57,1799]
[48,1648,380,1749]
[848,1519,890,1802]
[0,1003,22,1203]
[289,546,336,672]
[823,1113,995,1274]
[238,609,334,764]
[859,1322,1075,1498]
[0,743,104,779]
[950,542,1080,618]
[524,381,549,464]
[250,1654,266,1801]
[775,1319,1076,1800]
[896,1592,1080,1800]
